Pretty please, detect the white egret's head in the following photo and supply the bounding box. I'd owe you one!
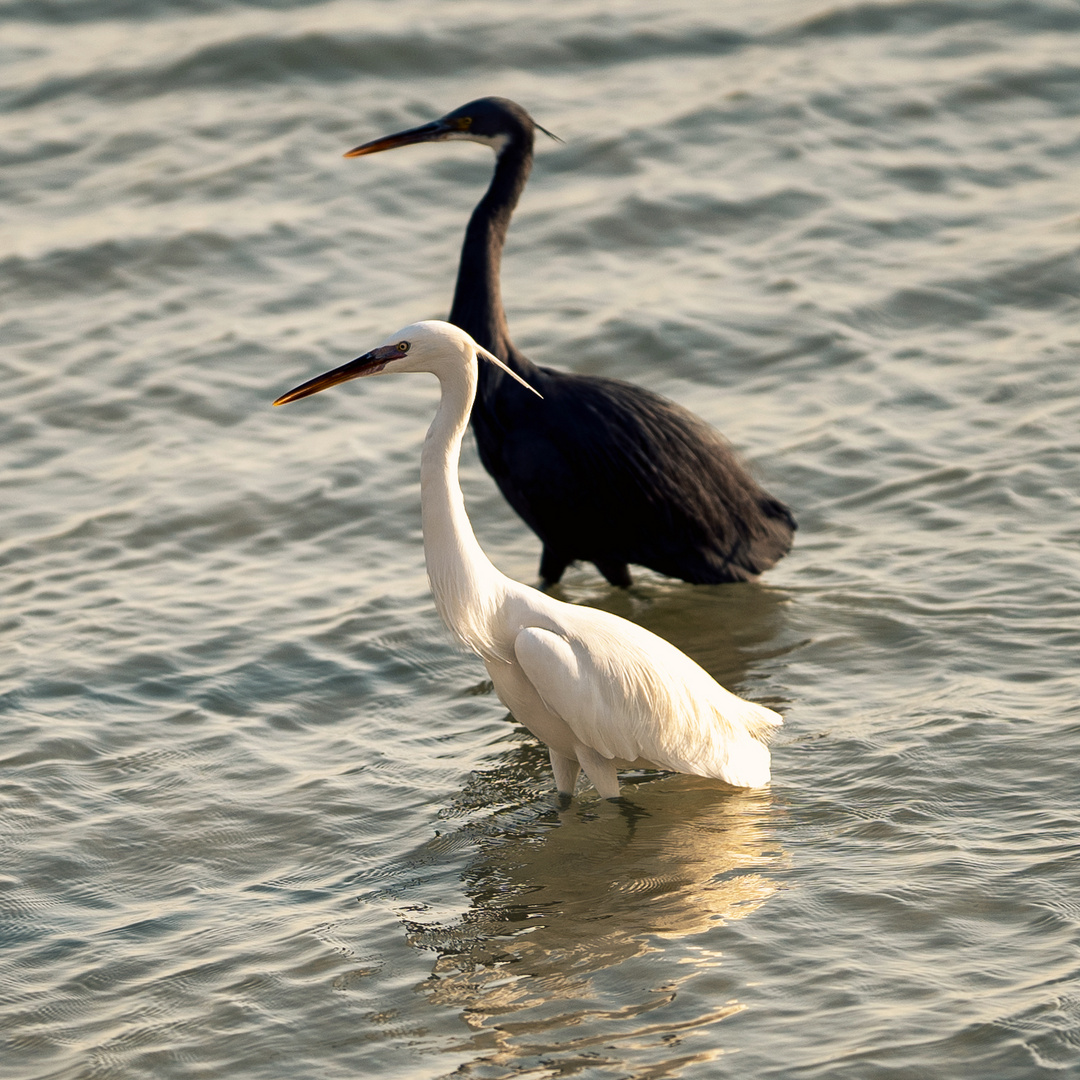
[273,321,541,406]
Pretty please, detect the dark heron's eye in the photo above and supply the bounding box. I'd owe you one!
[397,341,410,352]
[456,117,472,130]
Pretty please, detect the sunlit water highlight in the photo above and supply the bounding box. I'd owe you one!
[2,1,1080,1077]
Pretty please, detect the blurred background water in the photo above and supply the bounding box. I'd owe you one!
[3,0,1080,1077]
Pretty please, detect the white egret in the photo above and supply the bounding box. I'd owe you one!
[274,321,782,799]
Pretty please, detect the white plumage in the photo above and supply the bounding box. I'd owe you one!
[275,320,782,799]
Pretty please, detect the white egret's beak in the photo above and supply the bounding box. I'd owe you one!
[273,344,399,406]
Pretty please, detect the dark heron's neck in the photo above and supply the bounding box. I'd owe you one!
[448,136,533,375]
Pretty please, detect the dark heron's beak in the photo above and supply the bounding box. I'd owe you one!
[273,345,401,406]
[344,117,460,158]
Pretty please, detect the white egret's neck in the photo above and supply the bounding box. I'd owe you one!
[421,352,509,659]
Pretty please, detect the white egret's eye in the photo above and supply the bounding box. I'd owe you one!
[397,341,410,352]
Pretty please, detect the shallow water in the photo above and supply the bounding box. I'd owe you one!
[3,1,1080,1077]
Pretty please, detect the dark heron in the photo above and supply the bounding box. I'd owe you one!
[345,97,796,588]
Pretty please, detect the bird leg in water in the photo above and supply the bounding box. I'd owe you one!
[594,560,633,589]
[574,743,621,800]
[540,549,634,590]
[539,546,571,589]
[549,749,580,802]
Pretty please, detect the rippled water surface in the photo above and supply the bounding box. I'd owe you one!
[3,1,1080,1077]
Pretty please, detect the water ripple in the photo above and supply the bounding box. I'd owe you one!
[3,1,1080,1078]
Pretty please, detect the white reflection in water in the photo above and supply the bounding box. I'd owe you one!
[396,774,782,1075]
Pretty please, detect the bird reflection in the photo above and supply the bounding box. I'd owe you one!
[398,773,784,1073]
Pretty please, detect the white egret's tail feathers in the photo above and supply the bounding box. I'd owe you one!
[713,732,773,789]
[700,698,781,789]
[739,700,784,741]
[652,706,778,790]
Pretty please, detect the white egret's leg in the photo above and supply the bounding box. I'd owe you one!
[575,744,620,800]
[549,749,580,797]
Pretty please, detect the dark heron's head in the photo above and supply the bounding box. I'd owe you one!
[344,97,558,159]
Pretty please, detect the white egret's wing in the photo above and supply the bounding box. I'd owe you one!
[513,611,780,788]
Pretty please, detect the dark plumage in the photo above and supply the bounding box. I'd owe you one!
[346,97,795,587]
